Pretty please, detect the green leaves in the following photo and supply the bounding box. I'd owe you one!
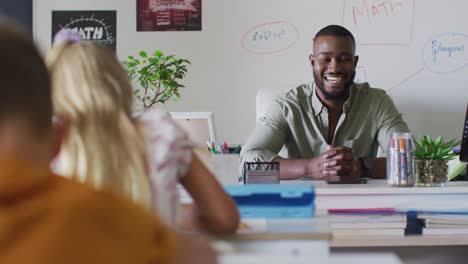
[415,135,459,161]
[123,50,191,110]
[154,50,164,57]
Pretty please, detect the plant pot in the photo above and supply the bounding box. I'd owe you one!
[416,159,448,187]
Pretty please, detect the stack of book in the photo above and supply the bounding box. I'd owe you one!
[328,208,407,237]
[418,211,468,235]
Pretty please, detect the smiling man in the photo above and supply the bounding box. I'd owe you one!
[240,25,410,181]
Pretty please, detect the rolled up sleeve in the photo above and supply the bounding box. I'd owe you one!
[376,93,411,154]
[239,99,290,174]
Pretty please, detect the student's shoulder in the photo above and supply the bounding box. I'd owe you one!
[46,176,175,262]
[51,176,159,230]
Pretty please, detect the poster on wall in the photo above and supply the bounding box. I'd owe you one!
[137,0,202,31]
[51,11,116,51]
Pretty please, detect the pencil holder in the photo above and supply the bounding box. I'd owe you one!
[243,162,280,184]
[386,132,415,187]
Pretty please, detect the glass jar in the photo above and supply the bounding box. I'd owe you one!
[387,133,415,187]
[416,159,449,187]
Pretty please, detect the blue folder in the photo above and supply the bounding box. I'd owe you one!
[225,184,315,218]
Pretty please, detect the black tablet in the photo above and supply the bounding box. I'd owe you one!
[327,178,368,184]
[461,104,468,162]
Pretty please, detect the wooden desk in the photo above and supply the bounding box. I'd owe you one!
[292,180,468,241]
[282,178,468,194]
[332,235,468,247]
[296,179,468,264]
[211,177,468,263]
[219,218,330,241]
[220,252,403,264]
[282,179,468,212]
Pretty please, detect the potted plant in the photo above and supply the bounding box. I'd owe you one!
[124,50,190,111]
[414,135,459,186]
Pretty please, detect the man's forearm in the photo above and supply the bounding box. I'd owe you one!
[273,157,311,180]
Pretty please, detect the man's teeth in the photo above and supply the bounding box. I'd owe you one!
[325,76,342,82]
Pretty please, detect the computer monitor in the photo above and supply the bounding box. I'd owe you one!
[461,104,468,162]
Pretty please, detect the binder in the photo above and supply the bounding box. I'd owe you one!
[225,184,315,218]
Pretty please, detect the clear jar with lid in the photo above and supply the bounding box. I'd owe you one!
[387,132,415,187]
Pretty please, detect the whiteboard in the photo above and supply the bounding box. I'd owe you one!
[34,0,468,145]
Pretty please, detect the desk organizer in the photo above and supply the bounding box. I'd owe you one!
[243,162,280,184]
[225,184,315,218]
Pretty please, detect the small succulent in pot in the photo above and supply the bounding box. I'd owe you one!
[414,135,459,186]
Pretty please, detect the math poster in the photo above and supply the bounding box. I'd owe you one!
[51,11,117,51]
[137,0,202,31]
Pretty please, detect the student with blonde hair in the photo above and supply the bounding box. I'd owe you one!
[48,29,239,234]
[0,19,216,264]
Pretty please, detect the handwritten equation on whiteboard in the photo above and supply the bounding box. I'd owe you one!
[342,0,415,45]
[423,33,467,73]
[242,21,299,54]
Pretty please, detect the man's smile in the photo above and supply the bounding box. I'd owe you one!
[324,76,343,83]
[324,75,346,85]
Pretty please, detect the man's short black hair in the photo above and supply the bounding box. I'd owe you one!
[314,25,356,47]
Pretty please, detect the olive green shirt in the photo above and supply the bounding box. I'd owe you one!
[240,82,410,171]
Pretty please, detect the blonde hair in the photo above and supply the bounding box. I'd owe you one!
[47,41,150,208]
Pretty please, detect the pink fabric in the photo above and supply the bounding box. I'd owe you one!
[140,109,192,226]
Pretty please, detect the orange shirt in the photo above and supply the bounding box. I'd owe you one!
[0,158,175,264]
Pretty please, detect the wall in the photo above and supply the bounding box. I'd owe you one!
[34,0,468,144]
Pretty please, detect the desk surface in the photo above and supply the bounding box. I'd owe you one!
[332,235,468,247]
[221,253,403,264]
[218,218,330,241]
[280,179,468,247]
[209,177,468,248]
[282,179,468,195]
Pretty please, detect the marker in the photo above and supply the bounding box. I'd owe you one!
[391,136,400,186]
[210,141,217,154]
[399,137,408,185]
[215,143,223,154]
[222,141,229,154]
[206,140,217,154]
[405,137,413,181]
[232,144,242,154]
